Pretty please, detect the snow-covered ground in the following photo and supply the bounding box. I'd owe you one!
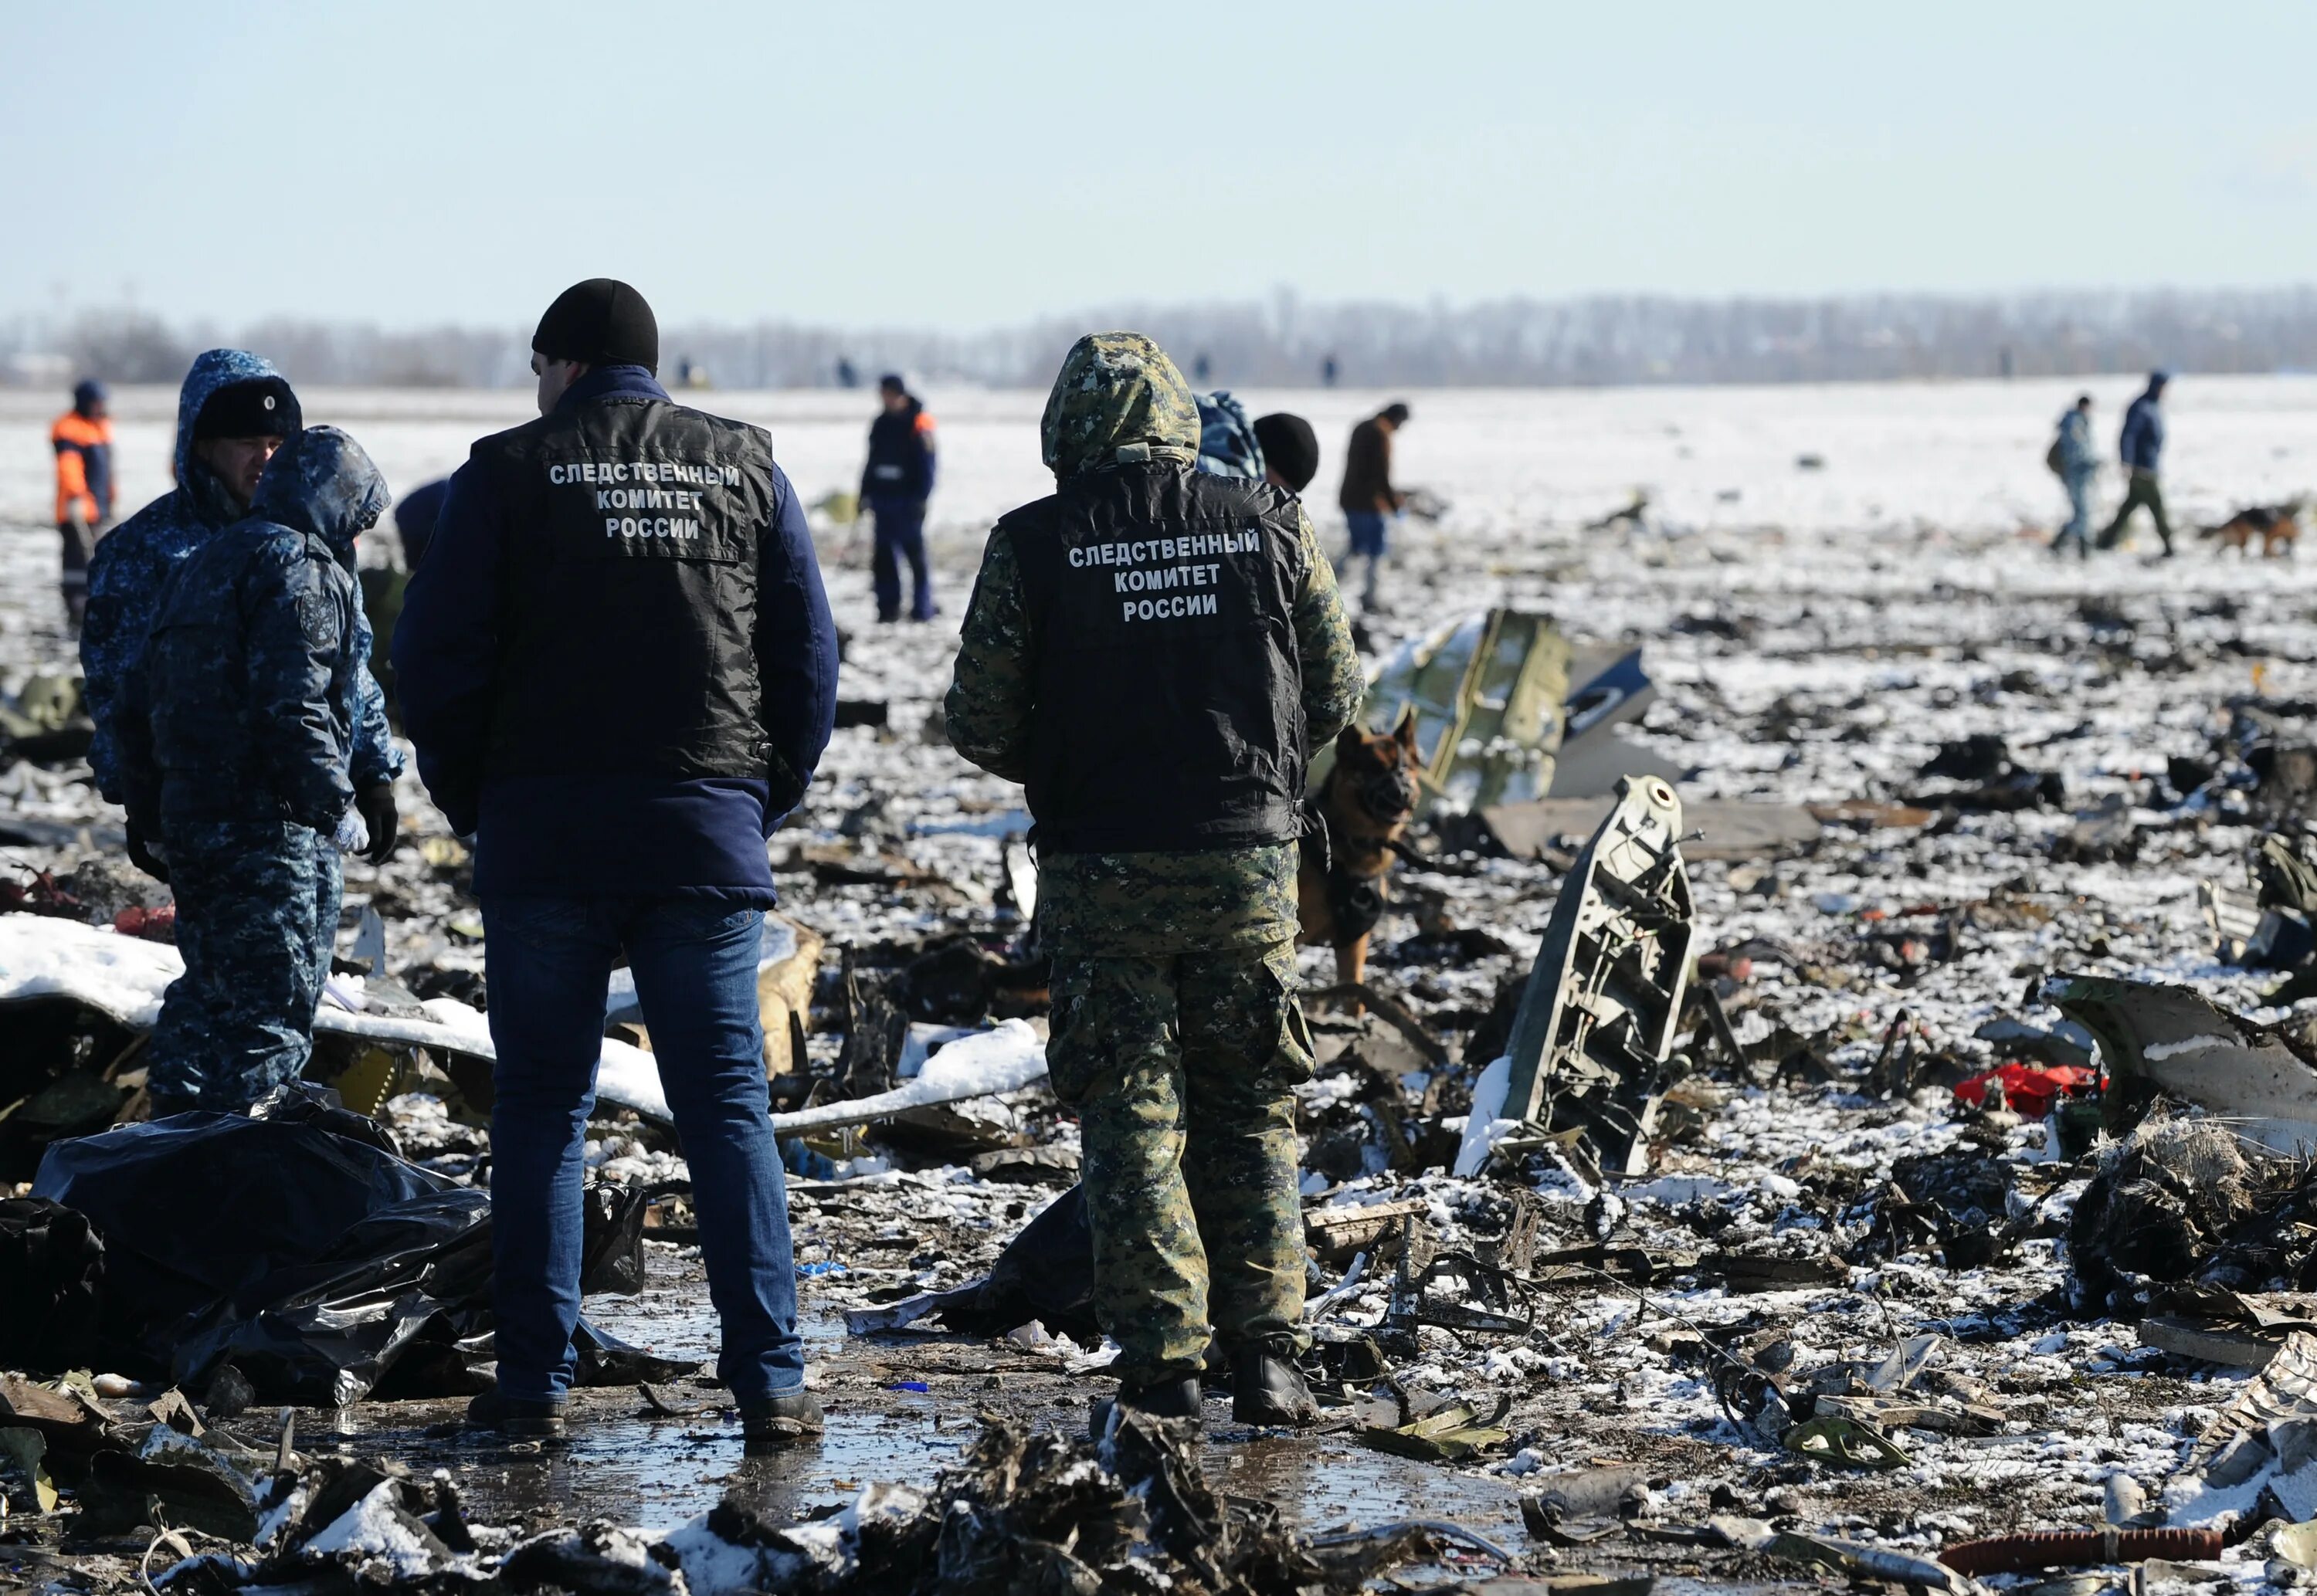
[6,372,2316,545]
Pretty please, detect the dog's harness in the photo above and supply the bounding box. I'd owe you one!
[1299,798,1400,945]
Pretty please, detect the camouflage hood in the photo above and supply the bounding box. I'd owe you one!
[249,426,389,562]
[1040,333,1199,480]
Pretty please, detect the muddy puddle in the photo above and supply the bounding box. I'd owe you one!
[309,1254,1528,1540]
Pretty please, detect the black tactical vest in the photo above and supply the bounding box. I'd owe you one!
[1009,461,1308,854]
[469,397,780,781]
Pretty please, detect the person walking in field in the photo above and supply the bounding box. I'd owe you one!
[2049,394,2100,560]
[2096,372,2173,557]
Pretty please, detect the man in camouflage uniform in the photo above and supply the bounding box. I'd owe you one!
[947,333,1362,1429]
[117,429,396,1113]
[83,351,402,883]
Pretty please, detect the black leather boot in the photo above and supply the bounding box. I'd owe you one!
[1232,1338,1317,1427]
[739,1390,826,1451]
[1089,1374,1203,1439]
[466,1387,567,1438]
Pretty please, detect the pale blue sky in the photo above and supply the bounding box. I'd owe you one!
[5,1,2313,330]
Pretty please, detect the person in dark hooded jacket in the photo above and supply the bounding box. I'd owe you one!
[83,351,402,879]
[116,428,393,1114]
[859,374,938,622]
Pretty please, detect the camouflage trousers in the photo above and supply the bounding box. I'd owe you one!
[1046,938,1315,1387]
[149,820,341,1110]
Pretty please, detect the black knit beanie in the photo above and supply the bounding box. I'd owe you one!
[1253,412,1321,493]
[532,278,659,372]
[194,377,300,440]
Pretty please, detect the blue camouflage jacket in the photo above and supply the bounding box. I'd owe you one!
[117,429,388,836]
[80,351,400,805]
[1195,390,1266,479]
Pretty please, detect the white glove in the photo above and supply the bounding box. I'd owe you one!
[332,809,371,856]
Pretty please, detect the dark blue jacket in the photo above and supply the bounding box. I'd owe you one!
[2119,388,2166,473]
[392,476,452,568]
[81,351,401,805]
[120,429,388,835]
[393,366,839,903]
[860,397,936,505]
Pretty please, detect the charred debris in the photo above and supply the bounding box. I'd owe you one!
[25,578,2317,1591]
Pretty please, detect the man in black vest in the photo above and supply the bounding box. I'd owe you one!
[946,333,1362,1431]
[394,280,839,1446]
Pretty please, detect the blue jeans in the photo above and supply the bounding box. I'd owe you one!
[870,498,935,622]
[482,896,802,1402]
[1344,510,1392,605]
[2054,470,2095,557]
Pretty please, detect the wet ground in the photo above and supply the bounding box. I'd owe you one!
[310,1246,1528,1551]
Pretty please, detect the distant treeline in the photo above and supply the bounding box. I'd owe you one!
[8,288,2317,389]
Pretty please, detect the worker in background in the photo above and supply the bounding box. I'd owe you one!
[361,476,452,716]
[859,373,938,622]
[392,476,451,571]
[51,379,115,632]
[947,333,1362,1433]
[2048,395,2099,560]
[1338,402,1410,609]
[84,351,402,886]
[395,279,838,1448]
[115,429,397,1116]
[1199,401,1325,499]
[2096,371,2173,557]
[1196,390,1264,479]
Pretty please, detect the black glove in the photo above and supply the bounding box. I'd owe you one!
[357,782,399,868]
[126,820,169,884]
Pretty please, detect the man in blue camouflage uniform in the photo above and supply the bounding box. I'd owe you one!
[83,351,402,880]
[116,429,397,1114]
[946,333,1362,1431]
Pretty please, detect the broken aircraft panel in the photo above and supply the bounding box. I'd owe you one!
[1498,775,1698,1178]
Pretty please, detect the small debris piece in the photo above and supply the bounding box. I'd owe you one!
[1358,1395,1514,1463]
[1939,1527,2226,1577]
[1768,1530,1972,1594]
[1783,1414,1912,1470]
[1304,1198,1431,1266]
[0,1426,57,1513]
[968,1146,1080,1184]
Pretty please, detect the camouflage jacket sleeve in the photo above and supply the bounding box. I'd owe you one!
[113,644,160,836]
[1293,507,1363,745]
[344,598,404,788]
[78,520,155,802]
[245,539,358,832]
[945,524,1035,784]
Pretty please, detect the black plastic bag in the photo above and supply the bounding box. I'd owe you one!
[32,1089,656,1403]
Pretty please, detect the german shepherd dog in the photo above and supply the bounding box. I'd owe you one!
[1298,710,1421,990]
[2203,500,2304,558]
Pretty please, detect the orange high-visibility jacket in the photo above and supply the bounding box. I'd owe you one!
[52,411,116,525]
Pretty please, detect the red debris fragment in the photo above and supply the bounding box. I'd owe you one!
[1954,1061,2098,1119]
[0,869,83,918]
[113,903,178,942]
